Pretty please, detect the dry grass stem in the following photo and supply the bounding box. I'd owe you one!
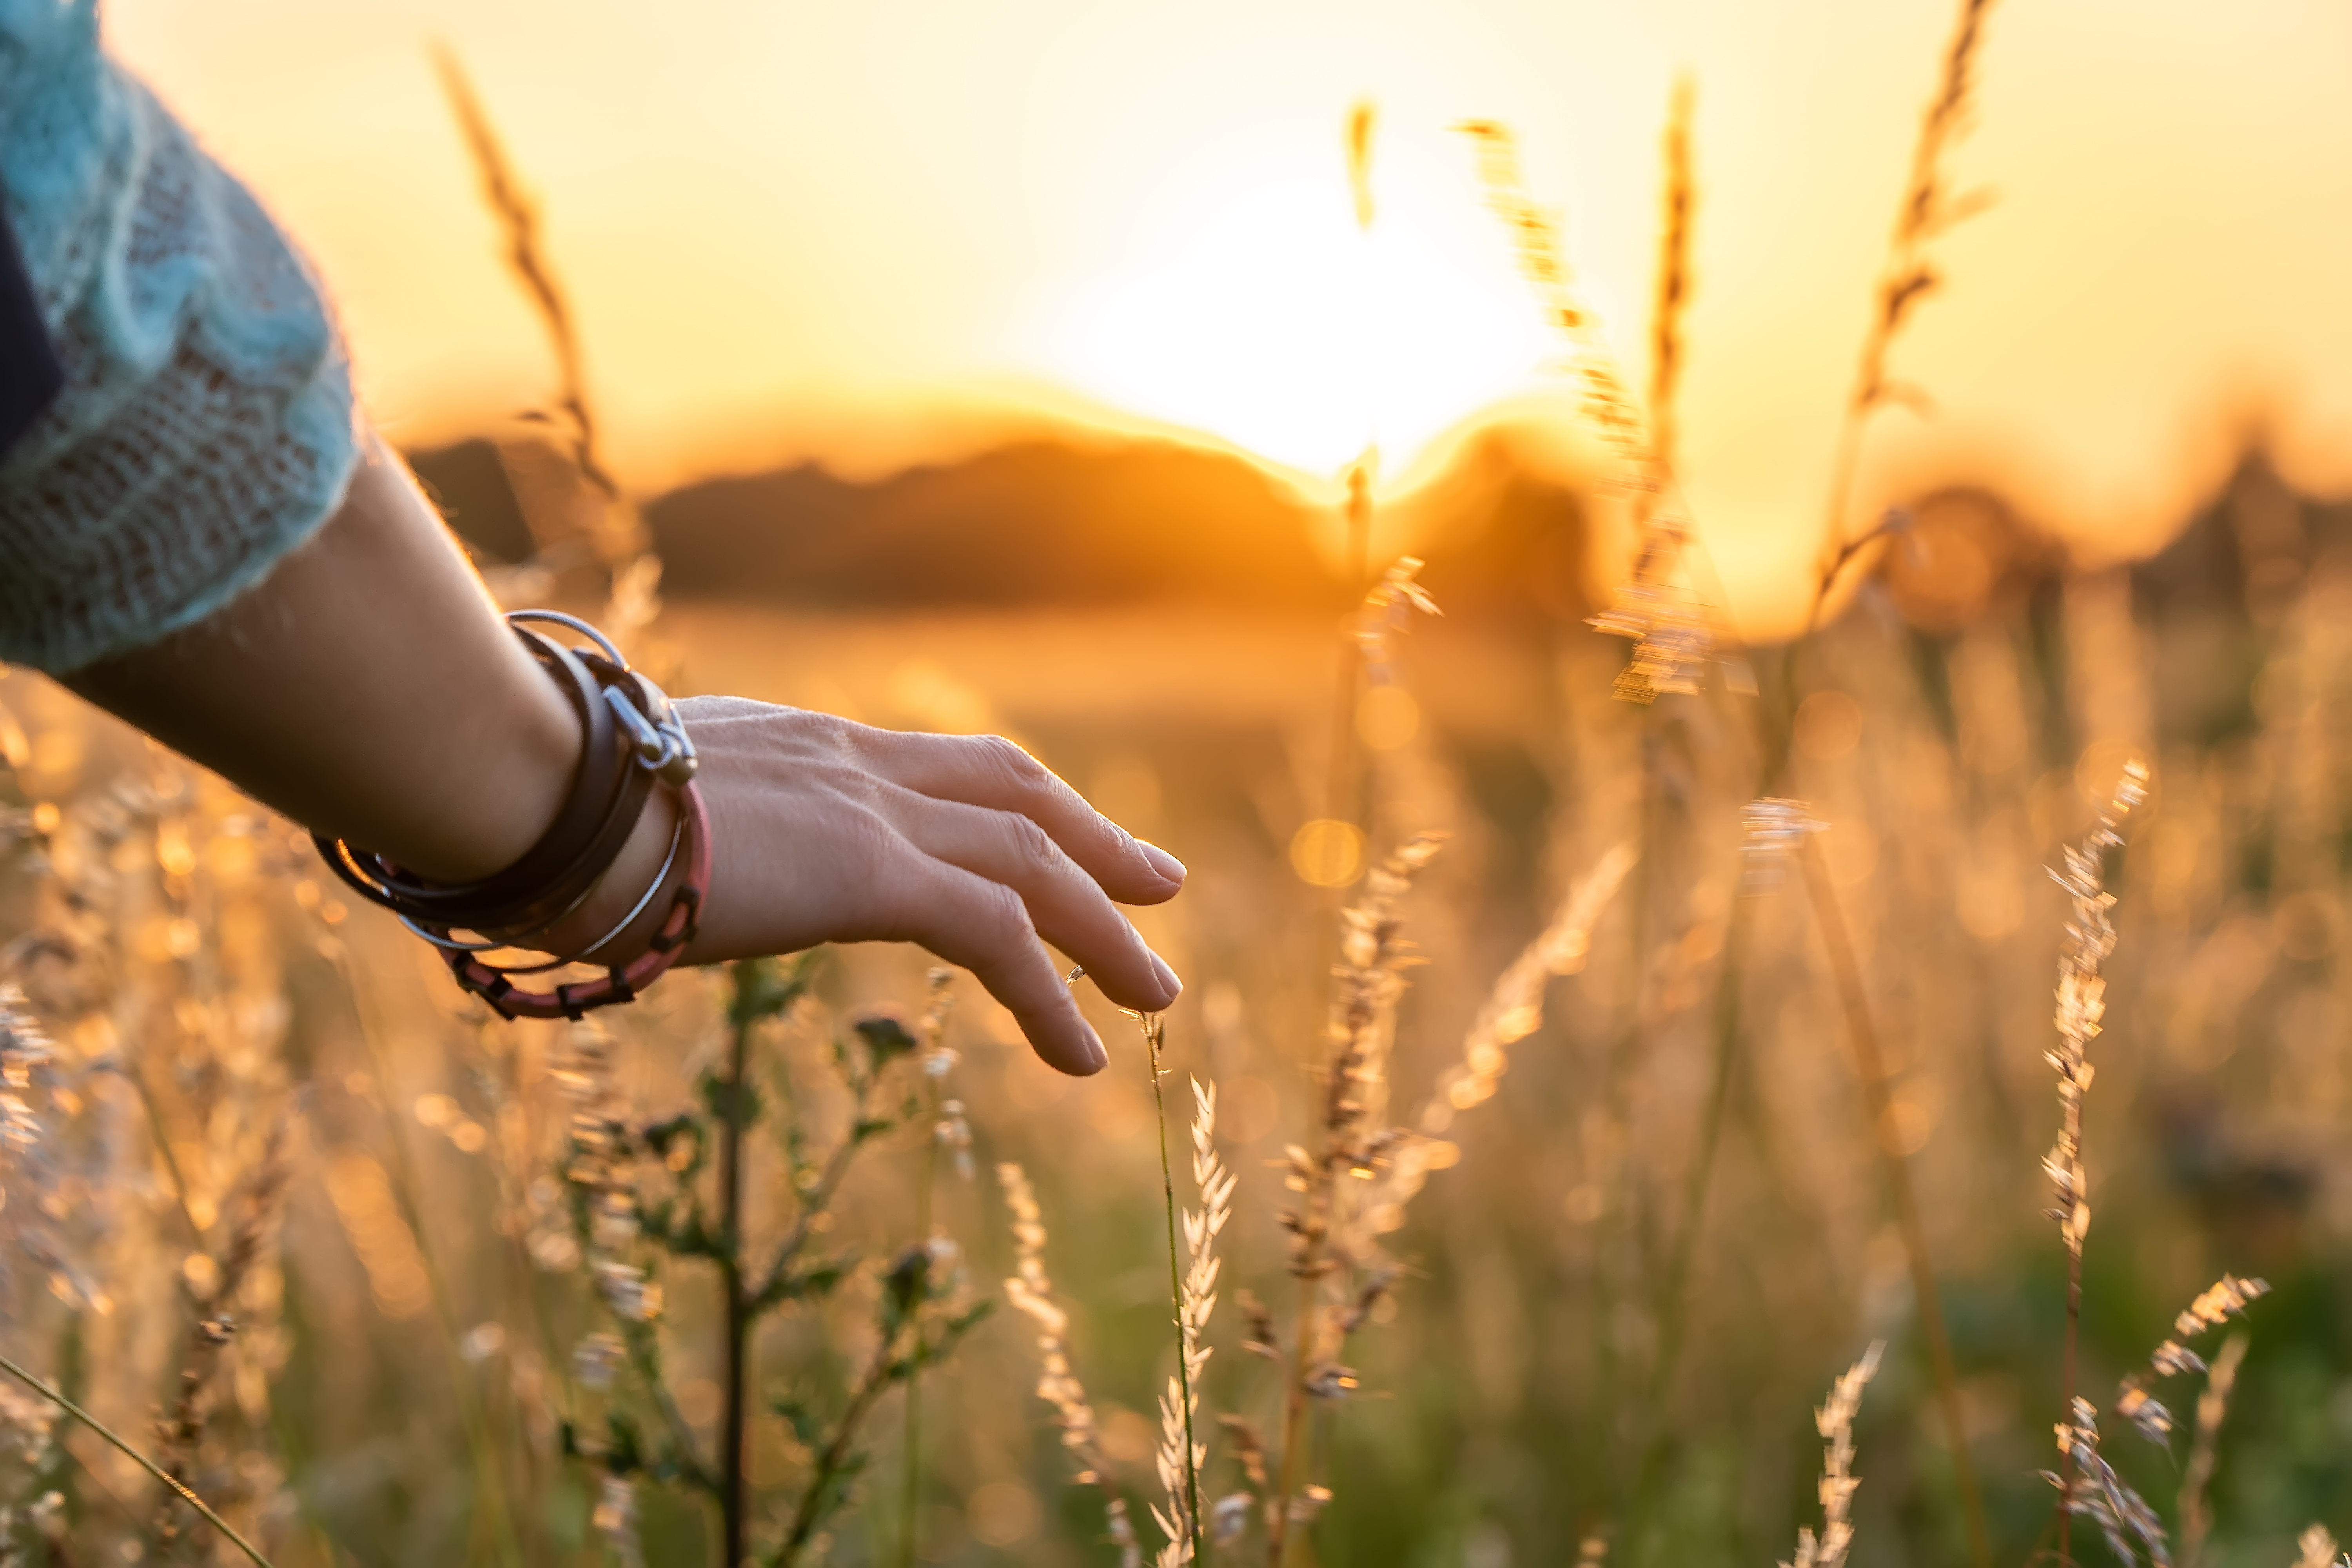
[2052,1397,2169,1568]
[1795,827,1990,1568]
[901,969,963,1568]
[430,47,617,508]
[1648,78,1695,482]
[2176,1333,2248,1568]
[431,44,665,655]
[1266,834,1444,1564]
[1780,1342,1884,1568]
[2046,759,2151,1559]
[1457,118,1720,705]
[1422,840,1637,1130]
[1151,1072,1232,1567]
[0,1348,274,1568]
[1142,1013,1208,1566]
[2114,1274,2269,1447]
[1814,0,1999,608]
[1000,1161,1143,1565]
[151,1118,290,1550]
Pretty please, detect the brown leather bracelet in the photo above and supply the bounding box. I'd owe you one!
[318,630,664,936]
[316,612,694,942]
[312,610,706,1018]
[446,779,711,1022]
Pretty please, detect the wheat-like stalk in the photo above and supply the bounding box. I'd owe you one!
[0,1349,275,1568]
[1648,78,1695,484]
[1182,1078,1235,1394]
[0,984,51,1161]
[430,44,665,659]
[0,979,88,1313]
[1151,1074,1233,1566]
[2045,759,2149,1555]
[999,1161,1143,1566]
[1422,840,1637,1130]
[1456,122,1652,469]
[1813,0,2000,610]
[901,968,963,1568]
[2176,1333,2248,1568]
[1265,834,1443,1564]
[2052,1396,2169,1568]
[152,1118,292,1550]
[1457,118,1719,705]
[2114,1273,2270,1446]
[1780,1342,1884,1568]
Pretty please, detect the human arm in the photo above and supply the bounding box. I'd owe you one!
[64,439,1182,1075]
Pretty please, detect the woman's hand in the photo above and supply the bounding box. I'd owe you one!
[674,699,1182,1075]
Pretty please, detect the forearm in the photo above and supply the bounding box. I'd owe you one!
[64,436,580,884]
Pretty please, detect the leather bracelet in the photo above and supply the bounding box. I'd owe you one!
[407,797,685,970]
[318,629,642,934]
[445,779,711,1022]
[312,610,704,1018]
[315,611,695,940]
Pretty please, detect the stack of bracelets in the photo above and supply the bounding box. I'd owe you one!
[315,610,709,1021]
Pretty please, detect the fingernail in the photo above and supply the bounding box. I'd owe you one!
[1150,953,1183,1002]
[1140,841,1187,883]
[1081,1024,1109,1074]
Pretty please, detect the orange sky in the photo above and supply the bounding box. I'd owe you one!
[105,0,2352,636]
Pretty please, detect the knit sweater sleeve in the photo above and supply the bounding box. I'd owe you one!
[0,0,359,675]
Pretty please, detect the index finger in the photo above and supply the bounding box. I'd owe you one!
[866,731,1185,905]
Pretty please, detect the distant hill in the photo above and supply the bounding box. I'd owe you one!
[409,423,2352,672]
[646,440,1331,610]
[408,427,1601,624]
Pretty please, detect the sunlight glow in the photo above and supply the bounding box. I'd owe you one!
[1038,166,1550,480]
[102,0,2352,628]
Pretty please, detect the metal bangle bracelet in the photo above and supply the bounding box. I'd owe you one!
[396,804,686,972]
[565,807,689,963]
[503,608,627,666]
[394,852,611,955]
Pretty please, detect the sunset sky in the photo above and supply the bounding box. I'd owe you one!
[105,0,2352,635]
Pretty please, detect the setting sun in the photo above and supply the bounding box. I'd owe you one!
[1033,130,1555,479]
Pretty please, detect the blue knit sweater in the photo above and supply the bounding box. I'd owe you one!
[0,0,358,673]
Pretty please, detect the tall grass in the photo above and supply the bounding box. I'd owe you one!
[7,5,2352,1565]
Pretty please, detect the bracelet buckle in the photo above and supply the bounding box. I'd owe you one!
[604,677,698,787]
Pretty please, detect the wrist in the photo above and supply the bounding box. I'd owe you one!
[318,606,708,1020]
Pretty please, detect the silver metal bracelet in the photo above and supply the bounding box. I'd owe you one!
[397,806,686,971]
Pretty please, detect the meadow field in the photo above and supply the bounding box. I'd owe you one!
[4,450,2352,1568]
[7,2,2352,1564]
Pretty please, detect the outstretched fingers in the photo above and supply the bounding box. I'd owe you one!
[889,856,1109,1076]
[891,790,1179,1014]
[870,732,1185,906]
